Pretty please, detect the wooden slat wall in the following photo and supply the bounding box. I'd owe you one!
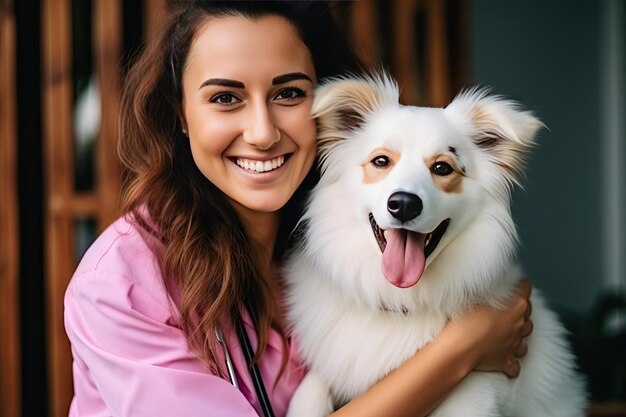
[94,0,122,228]
[41,0,131,415]
[0,0,21,416]
[392,0,451,106]
[42,0,75,416]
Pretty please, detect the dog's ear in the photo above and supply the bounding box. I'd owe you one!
[447,89,544,187]
[312,72,399,155]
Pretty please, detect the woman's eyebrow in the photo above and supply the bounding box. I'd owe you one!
[272,72,313,85]
[198,73,312,90]
[198,78,245,90]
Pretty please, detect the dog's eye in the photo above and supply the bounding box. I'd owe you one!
[431,162,454,176]
[371,155,390,168]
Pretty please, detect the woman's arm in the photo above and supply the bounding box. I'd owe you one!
[331,279,533,417]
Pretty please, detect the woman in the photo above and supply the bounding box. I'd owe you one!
[64,1,533,416]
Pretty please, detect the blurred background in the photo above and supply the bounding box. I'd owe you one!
[1,0,624,416]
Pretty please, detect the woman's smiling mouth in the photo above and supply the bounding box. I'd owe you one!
[233,154,290,173]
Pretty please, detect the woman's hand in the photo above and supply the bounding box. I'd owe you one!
[441,279,534,378]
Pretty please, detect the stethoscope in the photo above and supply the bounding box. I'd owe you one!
[215,312,276,417]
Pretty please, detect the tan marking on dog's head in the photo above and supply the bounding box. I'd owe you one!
[424,153,465,193]
[362,148,400,184]
[312,73,400,166]
[446,89,543,189]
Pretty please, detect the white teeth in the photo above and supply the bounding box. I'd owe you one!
[236,156,285,173]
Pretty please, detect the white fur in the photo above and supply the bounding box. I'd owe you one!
[284,73,587,416]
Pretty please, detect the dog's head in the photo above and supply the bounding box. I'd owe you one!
[309,72,542,296]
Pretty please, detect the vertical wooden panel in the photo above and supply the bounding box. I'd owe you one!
[393,0,421,105]
[391,0,455,106]
[449,0,470,95]
[94,0,122,228]
[425,0,450,107]
[350,0,381,68]
[144,0,169,42]
[0,1,21,416]
[42,0,75,416]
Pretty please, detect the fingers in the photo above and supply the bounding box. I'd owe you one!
[513,278,533,321]
[514,341,528,358]
[505,315,532,379]
[504,357,522,379]
[507,319,531,379]
[516,278,532,299]
[521,319,533,338]
[524,299,533,320]
[517,276,534,330]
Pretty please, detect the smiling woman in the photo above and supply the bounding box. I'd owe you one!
[63,3,359,416]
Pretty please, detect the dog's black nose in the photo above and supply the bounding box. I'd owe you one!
[387,192,423,222]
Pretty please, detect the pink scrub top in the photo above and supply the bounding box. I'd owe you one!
[64,215,307,417]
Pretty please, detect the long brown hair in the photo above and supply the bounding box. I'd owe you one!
[117,0,359,375]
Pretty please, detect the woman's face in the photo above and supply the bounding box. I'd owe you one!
[181,14,317,216]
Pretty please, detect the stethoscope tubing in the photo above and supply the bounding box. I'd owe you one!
[215,327,239,390]
[235,317,276,417]
[216,312,276,417]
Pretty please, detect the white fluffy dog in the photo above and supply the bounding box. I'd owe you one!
[284,73,587,417]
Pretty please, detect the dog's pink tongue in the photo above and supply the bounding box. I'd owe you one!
[382,229,426,288]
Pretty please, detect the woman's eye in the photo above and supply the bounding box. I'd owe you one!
[371,155,390,168]
[209,93,241,105]
[274,87,306,102]
[431,161,454,176]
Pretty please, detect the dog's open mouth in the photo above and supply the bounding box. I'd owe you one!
[369,214,450,288]
[368,214,450,258]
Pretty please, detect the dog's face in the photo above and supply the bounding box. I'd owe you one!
[310,73,542,294]
[352,106,482,288]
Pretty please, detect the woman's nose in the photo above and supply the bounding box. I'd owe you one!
[242,103,280,150]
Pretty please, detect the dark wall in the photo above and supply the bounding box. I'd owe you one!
[470,0,626,402]
[470,0,606,315]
